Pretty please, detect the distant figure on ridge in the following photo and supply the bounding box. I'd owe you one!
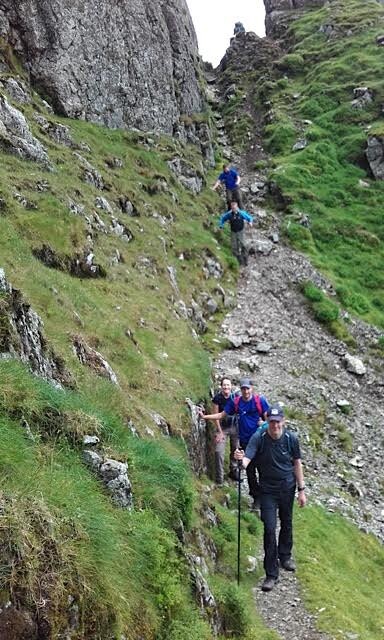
[234,22,245,36]
[212,163,243,209]
[219,200,253,266]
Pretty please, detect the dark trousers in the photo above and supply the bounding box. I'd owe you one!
[240,441,259,499]
[260,486,295,579]
[226,187,242,209]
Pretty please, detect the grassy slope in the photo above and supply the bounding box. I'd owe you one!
[1,10,384,636]
[0,70,277,637]
[262,0,384,328]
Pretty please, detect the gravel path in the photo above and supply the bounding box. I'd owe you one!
[210,101,383,639]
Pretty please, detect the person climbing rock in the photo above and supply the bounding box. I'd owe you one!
[199,379,269,508]
[212,377,238,484]
[235,404,307,592]
[212,163,243,209]
[218,201,253,266]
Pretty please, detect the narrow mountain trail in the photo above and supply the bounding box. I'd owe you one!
[209,88,384,639]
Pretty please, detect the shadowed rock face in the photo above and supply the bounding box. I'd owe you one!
[264,0,326,37]
[0,0,203,133]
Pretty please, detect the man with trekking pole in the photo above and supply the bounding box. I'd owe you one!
[235,404,307,592]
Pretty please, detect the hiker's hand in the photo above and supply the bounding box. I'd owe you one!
[215,430,225,443]
[197,407,205,418]
[248,222,253,227]
[297,491,307,507]
[234,448,244,460]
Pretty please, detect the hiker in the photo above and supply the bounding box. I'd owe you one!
[219,201,253,266]
[212,377,238,484]
[199,379,269,507]
[235,404,307,592]
[234,22,245,36]
[212,164,243,209]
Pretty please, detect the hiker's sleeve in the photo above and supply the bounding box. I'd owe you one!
[291,434,301,460]
[241,211,253,223]
[219,212,230,227]
[245,433,259,459]
[218,172,225,182]
[223,397,235,416]
[261,396,270,415]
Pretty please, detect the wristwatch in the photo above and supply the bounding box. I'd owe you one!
[297,486,305,492]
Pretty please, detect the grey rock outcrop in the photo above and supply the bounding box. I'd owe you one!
[187,553,221,636]
[185,398,210,475]
[366,135,384,180]
[0,0,203,134]
[264,0,326,37]
[72,335,118,385]
[0,94,50,165]
[83,451,133,509]
[0,268,71,385]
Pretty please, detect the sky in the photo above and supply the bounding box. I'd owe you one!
[186,0,266,67]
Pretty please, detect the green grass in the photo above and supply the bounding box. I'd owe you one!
[296,505,384,639]
[0,362,212,637]
[261,0,384,328]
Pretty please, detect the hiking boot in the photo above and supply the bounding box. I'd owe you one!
[261,576,278,592]
[281,558,296,571]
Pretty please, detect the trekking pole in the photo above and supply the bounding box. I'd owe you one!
[235,413,241,586]
[237,455,241,586]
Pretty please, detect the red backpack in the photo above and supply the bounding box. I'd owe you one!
[234,393,263,416]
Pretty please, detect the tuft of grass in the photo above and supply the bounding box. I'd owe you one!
[296,505,384,639]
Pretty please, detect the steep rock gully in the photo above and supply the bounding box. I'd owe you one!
[209,85,383,640]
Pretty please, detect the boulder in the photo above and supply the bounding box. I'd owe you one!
[343,353,366,375]
[366,136,384,180]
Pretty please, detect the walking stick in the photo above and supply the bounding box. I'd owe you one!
[235,413,241,586]
[237,456,241,586]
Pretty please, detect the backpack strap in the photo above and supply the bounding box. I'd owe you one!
[285,431,293,457]
[234,393,263,415]
[254,394,263,416]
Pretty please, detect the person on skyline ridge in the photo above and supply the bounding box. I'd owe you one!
[218,200,253,266]
[212,163,243,209]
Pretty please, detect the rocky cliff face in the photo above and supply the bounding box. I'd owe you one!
[0,0,203,134]
[264,0,326,37]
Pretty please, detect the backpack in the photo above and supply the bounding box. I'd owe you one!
[229,212,244,232]
[234,393,263,417]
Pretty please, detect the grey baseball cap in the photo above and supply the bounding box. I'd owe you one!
[239,378,252,389]
[267,404,285,421]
